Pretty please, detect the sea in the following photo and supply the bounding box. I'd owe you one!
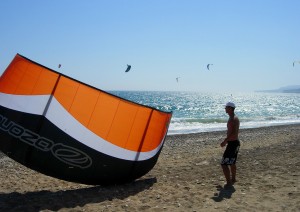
[110,91,300,135]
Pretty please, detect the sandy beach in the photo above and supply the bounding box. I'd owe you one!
[0,124,299,212]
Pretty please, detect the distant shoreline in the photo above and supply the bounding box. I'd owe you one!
[256,90,300,93]
[255,85,300,93]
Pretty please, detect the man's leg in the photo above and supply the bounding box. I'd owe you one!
[221,165,231,185]
[230,164,237,183]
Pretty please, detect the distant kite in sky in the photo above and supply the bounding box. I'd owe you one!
[58,64,61,68]
[125,64,131,72]
[176,77,180,83]
[207,64,213,70]
[293,61,300,67]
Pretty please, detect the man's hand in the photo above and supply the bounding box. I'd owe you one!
[220,140,227,147]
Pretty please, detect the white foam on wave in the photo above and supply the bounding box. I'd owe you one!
[168,117,300,135]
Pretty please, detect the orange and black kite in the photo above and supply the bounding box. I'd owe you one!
[0,54,172,185]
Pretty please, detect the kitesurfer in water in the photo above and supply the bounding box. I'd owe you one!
[220,102,240,186]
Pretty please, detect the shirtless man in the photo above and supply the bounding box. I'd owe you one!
[220,102,240,186]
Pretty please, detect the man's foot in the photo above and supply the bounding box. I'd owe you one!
[224,182,233,189]
[224,181,232,187]
[232,179,237,184]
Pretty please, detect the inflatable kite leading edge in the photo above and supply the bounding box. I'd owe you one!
[0,54,172,185]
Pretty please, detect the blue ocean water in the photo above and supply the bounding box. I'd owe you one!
[110,91,300,135]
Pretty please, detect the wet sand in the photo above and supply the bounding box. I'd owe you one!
[0,124,299,211]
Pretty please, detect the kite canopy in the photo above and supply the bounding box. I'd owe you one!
[0,54,172,185]
[293,61,300,67]
[207,64,213,70]
[125,64,131,72]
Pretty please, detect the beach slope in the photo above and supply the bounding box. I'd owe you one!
[0,124,299,211]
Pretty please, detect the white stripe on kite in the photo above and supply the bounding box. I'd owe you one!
[0,92,163,161]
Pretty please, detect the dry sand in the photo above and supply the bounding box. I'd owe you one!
[0,124,299,212]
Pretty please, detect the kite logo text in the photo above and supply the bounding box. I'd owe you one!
[0,114,92,169]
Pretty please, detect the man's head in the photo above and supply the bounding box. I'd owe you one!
[225,102,235,109]
[225,102,236,113]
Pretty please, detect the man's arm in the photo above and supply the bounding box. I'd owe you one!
[220,119,235,147]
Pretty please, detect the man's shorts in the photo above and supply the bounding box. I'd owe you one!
[221,140,240,165]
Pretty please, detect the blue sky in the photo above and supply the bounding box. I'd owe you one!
[1,0,299,93]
